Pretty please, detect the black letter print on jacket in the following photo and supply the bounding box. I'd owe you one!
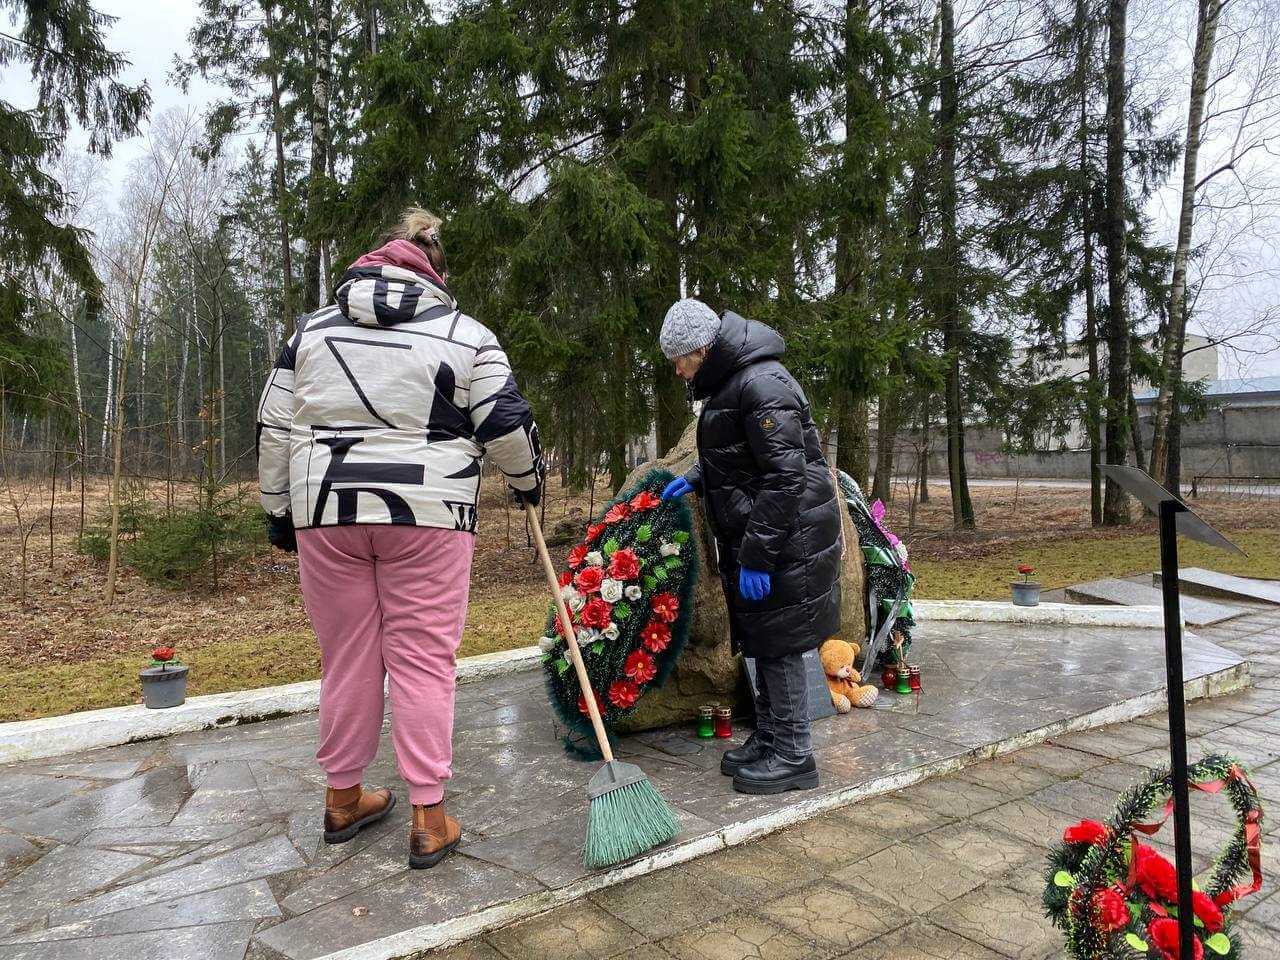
[312,436,425,526]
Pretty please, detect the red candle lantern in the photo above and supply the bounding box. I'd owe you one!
[908,665,922,691]
[881,665,898,690]
[714,706,733,738]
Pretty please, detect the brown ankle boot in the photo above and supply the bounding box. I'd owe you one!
[409,801,461,869]
[323,785,395,844]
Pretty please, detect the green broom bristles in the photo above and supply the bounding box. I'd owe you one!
[584,776,680,870]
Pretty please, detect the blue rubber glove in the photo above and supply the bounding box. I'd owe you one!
[738,567,771,601]
[661,476,694,501]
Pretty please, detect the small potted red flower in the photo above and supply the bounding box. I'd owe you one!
[1011,563,1041,607]
[140,644,189,709]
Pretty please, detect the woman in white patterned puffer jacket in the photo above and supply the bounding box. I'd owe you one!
[255,207,542,869]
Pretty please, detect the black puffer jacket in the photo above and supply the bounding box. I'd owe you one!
[686,311,842,659]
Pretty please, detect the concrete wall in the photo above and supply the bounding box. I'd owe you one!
[906,397,1280,481]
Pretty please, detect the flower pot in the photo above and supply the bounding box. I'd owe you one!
[1011,581,1041,607]
[140,665,189,709]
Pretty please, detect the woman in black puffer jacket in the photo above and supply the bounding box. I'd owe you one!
[659,300,841,795]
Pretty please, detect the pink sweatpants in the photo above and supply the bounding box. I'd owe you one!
[297,525,474,805]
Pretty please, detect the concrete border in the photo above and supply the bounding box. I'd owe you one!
[318,653,1250,960]
[0,645,544,765]
[916,599,1169,628]
[0,601,1169,766]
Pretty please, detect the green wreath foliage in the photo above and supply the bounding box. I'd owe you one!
[1043,753,1264,960]
[540,469,698,757]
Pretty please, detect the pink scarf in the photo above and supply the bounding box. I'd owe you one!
[351,239,448,289]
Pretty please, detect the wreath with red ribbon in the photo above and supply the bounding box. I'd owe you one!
[1043,754,1264,960]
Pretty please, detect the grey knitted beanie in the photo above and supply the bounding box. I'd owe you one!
[659,298,721,359]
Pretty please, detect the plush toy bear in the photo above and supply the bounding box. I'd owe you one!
[818,637,880,712]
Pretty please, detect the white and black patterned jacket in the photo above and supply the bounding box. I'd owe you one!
[256,261,542,532]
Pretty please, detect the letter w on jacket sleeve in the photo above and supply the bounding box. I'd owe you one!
[256,335,300,518]
[468,330,543,494]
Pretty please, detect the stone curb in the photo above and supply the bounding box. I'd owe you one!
[0,645,544,765]
[916,599,1170,628]
[317,654,1250,960]
[0,601,1162,765]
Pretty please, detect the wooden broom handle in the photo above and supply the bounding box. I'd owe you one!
[527,507,615,763]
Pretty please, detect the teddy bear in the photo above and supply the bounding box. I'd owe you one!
[819,637,879,712]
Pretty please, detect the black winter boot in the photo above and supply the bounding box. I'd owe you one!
[720,732,772,776]
[732,753,819,795]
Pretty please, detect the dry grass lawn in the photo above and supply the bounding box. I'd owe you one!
[1,472,1276,722]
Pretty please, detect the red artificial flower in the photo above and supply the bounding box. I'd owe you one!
[1148,917,1203,960]
[630,490,661,512]
[584,522,606,545]
[640,621,672,653]
[568,543,589,569]
[555,611,576,639]
[1192,891,1224,934]
[558,570,573,588]
[624,649,658,685]
[575,566,604,594]
[604,502,632,525]
[1063,819,1109,846]
[1134,844,1179,903]
[152,646,176,662]
[608,548,641,581]
[608,679,640,709]
[577,690,605,717]
[1018,564,1035,575]
[579,597,613,629]
[1091,886,1131,933]
[650,592,679,624]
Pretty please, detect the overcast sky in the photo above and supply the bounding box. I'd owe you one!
[4,0,1278,378]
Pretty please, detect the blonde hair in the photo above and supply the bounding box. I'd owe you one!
[385,206,447,276]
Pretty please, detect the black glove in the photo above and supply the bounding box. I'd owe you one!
[510,483,541,510]
[267,512,298,553]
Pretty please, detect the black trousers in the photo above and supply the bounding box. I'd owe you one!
[750,652,813,760]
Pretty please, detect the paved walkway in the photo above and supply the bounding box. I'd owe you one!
[0,607,1261,960]
[428,606,1280,960]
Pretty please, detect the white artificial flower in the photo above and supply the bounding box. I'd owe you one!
[586,551,605,567]
[560,585,587,613]
[577,627,601,645]
[625,585,643,601]
[538,636,558,654]
[602,623,620,641]
[600,578,624,603]
[895,543,909,564]
[660,541,681,557]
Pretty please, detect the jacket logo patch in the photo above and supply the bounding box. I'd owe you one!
[761,416,776,431]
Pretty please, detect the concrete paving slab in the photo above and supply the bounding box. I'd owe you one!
[1066,577,1245,625]
[0,920,256,960]
[1155,567,1280,605]
[0,617,1252,960]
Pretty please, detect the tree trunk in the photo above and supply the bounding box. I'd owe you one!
[264,1,297,337]
[302,0,333,313]
[101,321,116,461]
[1102,0,1131,526]
[1166,383,1183,497]
[1148,0,1222,483]
[871,384,899,503]
[918,399,930,504]
[939,0,974,530]
[834,390,871,492]
[104,317,136,605]
[217,298,227,479]
[1075,0,1103,528]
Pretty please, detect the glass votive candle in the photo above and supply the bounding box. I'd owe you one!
[697,705,716,739]
[908,665,922,691]
[714,706,733,738]
[881,665,898,690]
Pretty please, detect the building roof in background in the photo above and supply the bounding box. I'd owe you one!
[1134,376,1280,402]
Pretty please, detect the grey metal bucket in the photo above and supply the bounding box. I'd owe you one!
[1010,581,1042,607]
[140,665,189,709]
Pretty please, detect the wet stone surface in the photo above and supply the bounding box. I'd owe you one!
[0,614,1254,960]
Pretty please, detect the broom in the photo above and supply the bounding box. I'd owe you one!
[527,506,680,869]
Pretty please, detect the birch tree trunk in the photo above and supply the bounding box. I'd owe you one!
[302,0,333,313]
[1148,0,1224,483]
[264,1,297,337]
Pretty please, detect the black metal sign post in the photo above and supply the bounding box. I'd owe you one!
[1102,465,1244,960]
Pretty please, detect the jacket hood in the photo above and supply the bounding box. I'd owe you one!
[691,310,785,399]
[334,239,456,327]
